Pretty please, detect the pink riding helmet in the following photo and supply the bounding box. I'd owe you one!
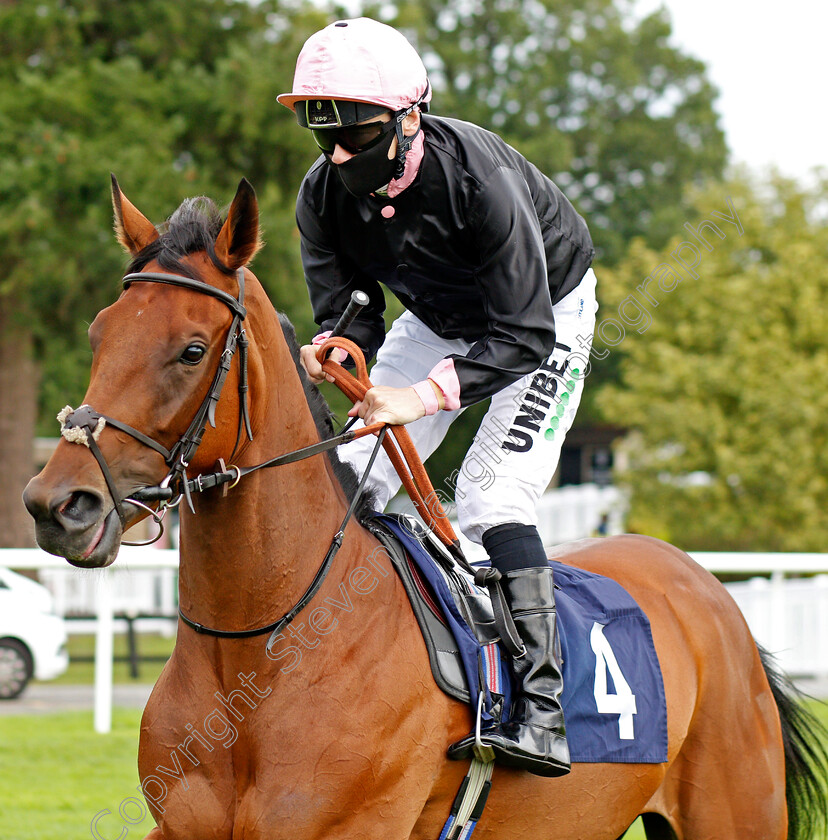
[277,17,431,115]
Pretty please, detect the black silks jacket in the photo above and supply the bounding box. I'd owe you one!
[296,115,595,407]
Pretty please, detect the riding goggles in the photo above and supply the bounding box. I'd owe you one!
[311,117,396,155]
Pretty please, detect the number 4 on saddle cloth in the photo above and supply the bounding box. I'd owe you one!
[367,513,668,764]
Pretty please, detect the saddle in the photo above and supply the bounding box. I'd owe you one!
[367,511,669,766]
[367,512,509,715]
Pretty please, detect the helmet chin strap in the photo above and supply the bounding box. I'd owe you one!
[392,82,430,179]
[393,120,421,179]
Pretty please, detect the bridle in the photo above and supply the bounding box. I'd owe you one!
[60,268,253,540]
[59,265,386,639]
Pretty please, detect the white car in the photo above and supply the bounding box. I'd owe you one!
[0,567,69,699]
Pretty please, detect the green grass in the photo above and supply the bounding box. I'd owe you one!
[0,709,155,840]
[35,632,175,686]
[624,819,647,840]
[1,702,826,839]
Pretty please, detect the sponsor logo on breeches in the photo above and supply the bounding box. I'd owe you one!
[502,342,575,454]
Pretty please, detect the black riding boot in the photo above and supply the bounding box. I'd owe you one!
[448,527,570,777]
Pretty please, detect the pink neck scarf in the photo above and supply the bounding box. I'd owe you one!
[386,131,425,198]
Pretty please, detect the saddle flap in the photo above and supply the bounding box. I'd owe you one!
[392,514,500,646]
[368,512,669,765]
[367,520,471,704]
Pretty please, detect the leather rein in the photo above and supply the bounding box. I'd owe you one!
[60,267,463,640]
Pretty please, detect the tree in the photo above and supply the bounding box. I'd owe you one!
[0,0,734,540]
[595,174,828,551]
[0,0,328,546]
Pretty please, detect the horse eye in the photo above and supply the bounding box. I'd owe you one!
[180,344,206,366]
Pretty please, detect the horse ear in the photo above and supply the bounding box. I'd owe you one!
[111,174,159,255]
[214,178,263,270]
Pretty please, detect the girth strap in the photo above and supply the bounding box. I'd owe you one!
[440,756,494,840]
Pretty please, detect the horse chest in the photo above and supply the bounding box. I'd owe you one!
[138,638,447,830]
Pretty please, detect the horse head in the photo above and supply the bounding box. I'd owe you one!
[23,177,264,568]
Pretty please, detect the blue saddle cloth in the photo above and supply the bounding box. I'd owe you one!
[550,562,668,762]
[373,514,668,764]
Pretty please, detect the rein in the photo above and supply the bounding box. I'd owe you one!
[59,267,463,639]
[179,425,389,640]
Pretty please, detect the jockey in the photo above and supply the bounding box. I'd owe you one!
[279,17,598,778]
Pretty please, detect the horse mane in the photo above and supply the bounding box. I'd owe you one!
[277,314,377,523]
[126,196,233,278]
[126,195,377,521]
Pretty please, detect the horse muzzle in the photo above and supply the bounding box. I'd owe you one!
[23,475,124,568]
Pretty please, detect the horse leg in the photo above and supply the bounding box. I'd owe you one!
[640,813,677,840]
[646,643,787,839]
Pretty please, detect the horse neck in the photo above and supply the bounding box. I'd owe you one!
[176,298,366,631]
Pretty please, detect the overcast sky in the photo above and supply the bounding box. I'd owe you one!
[634,0,827,183]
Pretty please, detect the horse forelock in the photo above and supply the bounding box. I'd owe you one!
[126,196,234,280]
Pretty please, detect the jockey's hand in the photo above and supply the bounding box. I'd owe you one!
[299,344,327,384]
[350,385,437,426]
[300,343,347,384]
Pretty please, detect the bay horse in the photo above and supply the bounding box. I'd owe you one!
[23,179,827,840]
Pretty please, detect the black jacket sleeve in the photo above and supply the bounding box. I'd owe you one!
[450,166,558,405]
[296,184,387,362]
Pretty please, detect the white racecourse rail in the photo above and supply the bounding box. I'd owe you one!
[3,546,177,733]
[3,541,828,733]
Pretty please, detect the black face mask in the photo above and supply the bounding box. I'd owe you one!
[328,127,397,197]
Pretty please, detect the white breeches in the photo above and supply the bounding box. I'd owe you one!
[339,269,598,545]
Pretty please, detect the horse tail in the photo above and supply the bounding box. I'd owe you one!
[758,644,828,840]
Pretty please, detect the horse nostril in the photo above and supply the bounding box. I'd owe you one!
[53,491,104,532]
